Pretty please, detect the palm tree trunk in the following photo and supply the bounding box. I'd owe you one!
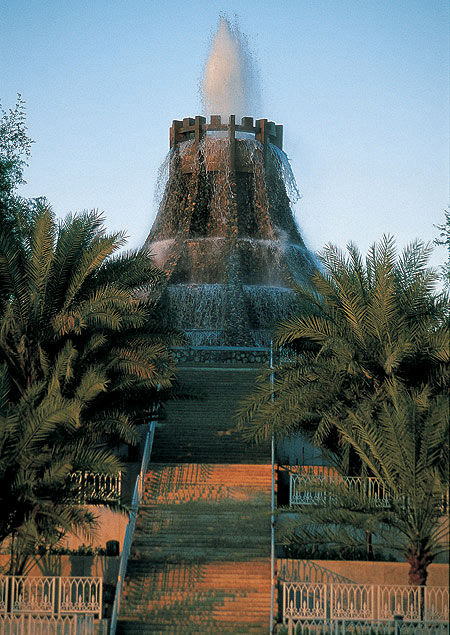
[365,530,375,560]
[405,543,434,622]
[406,545,433,586]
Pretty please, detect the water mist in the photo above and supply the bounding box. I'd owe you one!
[201,17,260,121]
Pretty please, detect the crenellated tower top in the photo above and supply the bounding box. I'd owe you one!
[170,115,283,150]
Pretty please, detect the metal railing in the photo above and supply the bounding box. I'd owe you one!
[0,576,102,618]
[282,582,449,624]
[70,471,122,502]
[0,613,95,634]
[184,328,273,347]
[289,472,391,507]
[109,418,157,635]
[284,617,449,634]
[270,341,275,634]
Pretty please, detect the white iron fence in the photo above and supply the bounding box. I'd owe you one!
[0,577,102,618]
[289,472,449,513]
[289,472,391,507]
[282,582,448,624]
[0,613,94,634]
[70,471,122,502]
[284,617,449,635]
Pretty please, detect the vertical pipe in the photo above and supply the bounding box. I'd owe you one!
[228,114,236,172]
[269,340,275,634]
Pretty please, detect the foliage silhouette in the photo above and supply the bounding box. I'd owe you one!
[238,236,449,584]
[0,201,179,573]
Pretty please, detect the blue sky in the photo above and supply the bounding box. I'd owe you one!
[1,0,448,270]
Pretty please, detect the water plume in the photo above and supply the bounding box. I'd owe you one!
[201,16,260,120]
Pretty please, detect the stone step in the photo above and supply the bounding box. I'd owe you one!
[150,368,270,465]
[144,463,272,482]
[117,364,272,632]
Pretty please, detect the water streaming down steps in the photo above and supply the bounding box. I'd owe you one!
[116,367,273,634]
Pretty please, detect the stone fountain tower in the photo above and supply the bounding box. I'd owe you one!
[116,115,316,634]
[145,114,315,346]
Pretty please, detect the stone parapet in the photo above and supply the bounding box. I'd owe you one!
[172,345,271,367]
[170,114,283,150]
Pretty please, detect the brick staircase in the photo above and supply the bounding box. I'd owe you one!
[116,365,272,634]
[151,368,270,464]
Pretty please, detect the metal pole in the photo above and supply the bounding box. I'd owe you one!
[269,340,276,634]
[110,413,157,635]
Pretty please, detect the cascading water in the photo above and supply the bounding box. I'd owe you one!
[145,18,315,346]
[146,121,315,346]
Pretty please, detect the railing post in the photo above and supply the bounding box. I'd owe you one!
[4,576,9,615]
[376,583,380,621]
[55,576,60,615]
[11,576,16,615]
[289,474,293,506]
[269,340,276,635]
[98,578,103,623]
[394,614,403,635]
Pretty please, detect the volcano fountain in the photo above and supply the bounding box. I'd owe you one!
[145,17,315,346]
[114,18,317,634]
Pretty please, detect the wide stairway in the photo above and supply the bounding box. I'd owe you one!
[151,368,270,464]
[117,364,272,634]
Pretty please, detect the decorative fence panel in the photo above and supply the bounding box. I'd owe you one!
[330,584,375,620]
[0,577,102,618]
[70,471,122,502]
[289,473,391,507]
[58,577,102,616]
[12,577,55,615]
[281,582,449,624]
[0,614,94,634]
[285,618,450,635]
[0,577,9,615]
[289,473,448,512]
[378,585,422,621]
[284,583,327,620]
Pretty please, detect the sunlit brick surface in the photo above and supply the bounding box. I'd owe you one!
[117,367,272,633]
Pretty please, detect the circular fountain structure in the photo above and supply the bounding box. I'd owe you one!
[145,115,315,346]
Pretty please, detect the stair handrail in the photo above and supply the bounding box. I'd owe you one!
[109,416,157,635]
[270,340,276,635]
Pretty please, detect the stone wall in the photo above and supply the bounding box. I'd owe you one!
[277,559,449,586]
[0,555,119,582]
[172,345,271,367]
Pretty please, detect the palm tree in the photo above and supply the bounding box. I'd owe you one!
[237,236,449,584]
[238,236,448,449]
[279,383,449,587]
[0,357,123,574]
[0,202,180,571]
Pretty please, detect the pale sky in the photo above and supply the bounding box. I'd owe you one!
[1,0,448,270]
